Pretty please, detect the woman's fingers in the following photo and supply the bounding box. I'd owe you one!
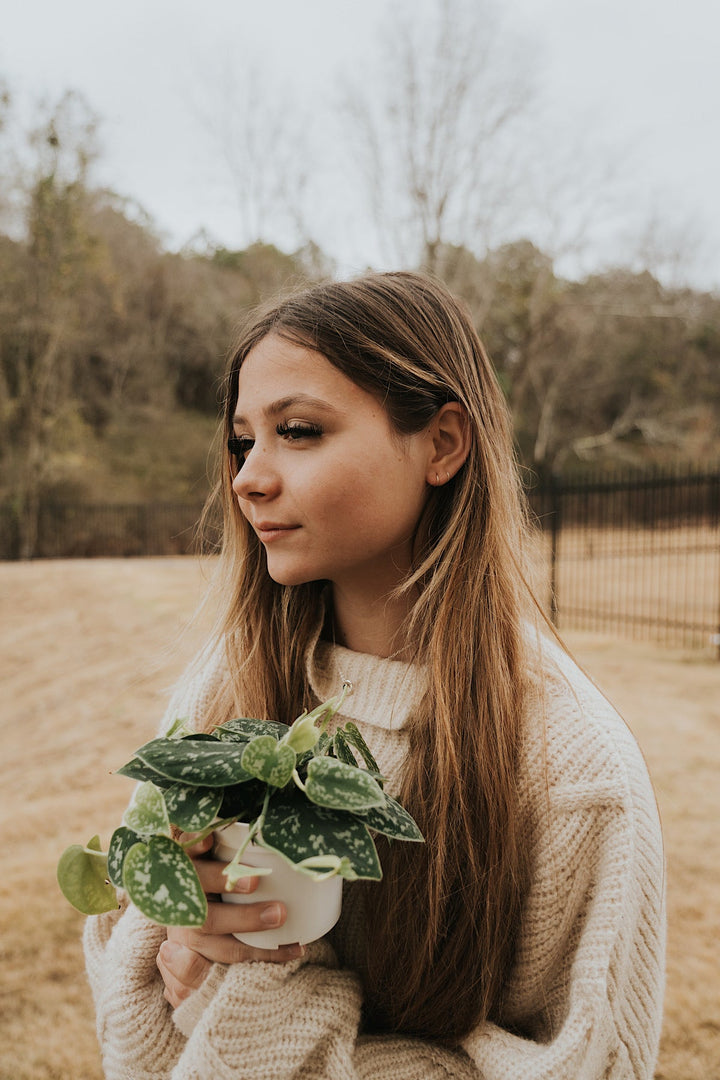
[167,928,303,966]
[158,831,305,1005]
[165,901,303,961]
[200,898,288,936]
[195,857,261,896]
[178,831,213,857]
[165,898,300,959]
[207,862,262,896]
[157,925,305,1008]
[157,941,211,1007]
[177,832,261,896]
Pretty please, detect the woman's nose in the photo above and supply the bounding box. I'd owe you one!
[231,451,280,501]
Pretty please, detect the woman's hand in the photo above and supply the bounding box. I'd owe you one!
[156,832,304,1008]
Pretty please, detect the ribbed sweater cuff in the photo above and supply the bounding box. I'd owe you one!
[173,964,228,1037]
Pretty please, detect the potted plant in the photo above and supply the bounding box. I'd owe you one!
[57,684,423,947]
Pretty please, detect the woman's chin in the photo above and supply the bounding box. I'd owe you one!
[265,561,318,587]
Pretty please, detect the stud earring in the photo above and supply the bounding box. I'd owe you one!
[435,472,440,485]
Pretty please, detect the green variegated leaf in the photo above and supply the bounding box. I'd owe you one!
[136,738,251,787]
[354,792,425,842]
[212,726,250,744]
[57,835,118,915]
[341,722,382,784]
[293,854,357,880]
[260,793,382,880]
[122,836,207,926]
[162,784,224,832]
[107,826,141,888]
[116,755,175,785]
[310,732,332,759]
[123,781,171,837]
[305,756,385,812]
[300,684,352,729]
[241,736,296,788]
[283,712,321,755]
[332,730,358,767]
[216,717,290,741]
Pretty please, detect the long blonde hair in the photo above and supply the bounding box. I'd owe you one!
[200,271,535,1044]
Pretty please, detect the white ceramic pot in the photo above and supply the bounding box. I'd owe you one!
[213,822,344,949]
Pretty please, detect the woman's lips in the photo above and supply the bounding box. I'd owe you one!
[254,523,300,543]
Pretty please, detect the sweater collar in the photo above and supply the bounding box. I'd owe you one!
[306,639,424,732]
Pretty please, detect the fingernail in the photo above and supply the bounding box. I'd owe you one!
[160,941,181,963]
[285,944,304,959]
[260,902,283,927]
[232,876,258,894]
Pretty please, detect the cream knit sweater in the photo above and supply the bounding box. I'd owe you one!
[84,632,665,1079]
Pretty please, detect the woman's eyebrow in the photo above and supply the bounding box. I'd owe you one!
[233,394,340,425]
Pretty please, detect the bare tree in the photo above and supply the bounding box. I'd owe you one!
[1,90,100,556]
[520,271,718,470]
[192,58,314,252]
[619,209,713,292]
[341,0,536,271]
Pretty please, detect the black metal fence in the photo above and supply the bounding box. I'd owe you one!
[0,500,209,559]
[2,467,719,651]
[527,467,720,652]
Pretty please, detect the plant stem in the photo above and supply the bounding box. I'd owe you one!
[227,788,271,860]
[291,768,307,791]
[254,788,272,840]
[179,816,239,851]
[303,680,353,735]
[220,789,272,883]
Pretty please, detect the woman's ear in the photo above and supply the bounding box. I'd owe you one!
[426,402,471,485]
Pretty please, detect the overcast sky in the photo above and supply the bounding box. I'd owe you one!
[1,0,719,290]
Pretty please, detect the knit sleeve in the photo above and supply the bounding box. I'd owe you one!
[170,941,480,1080]
[460,791,665,1079]
[455,648,666,1080]
[81,651,228,1078]
[83,903,187,1079]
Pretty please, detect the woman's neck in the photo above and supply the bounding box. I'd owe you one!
[329,583,416,661]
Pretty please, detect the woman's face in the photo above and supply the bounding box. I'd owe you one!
[231,332,432,598]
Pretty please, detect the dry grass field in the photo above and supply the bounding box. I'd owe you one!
[1,558,718,1079]
[529,525,720,650]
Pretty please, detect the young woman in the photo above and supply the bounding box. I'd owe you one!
[84,272,665,1078]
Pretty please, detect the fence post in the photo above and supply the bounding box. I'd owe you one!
[0,501,21,560]
[713,472,720,662]
[549,472,561,626]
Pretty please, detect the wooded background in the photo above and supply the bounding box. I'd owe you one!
[2,0,719,559]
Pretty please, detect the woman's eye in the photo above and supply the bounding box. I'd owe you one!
[228,424,322,469]
[276,421,323,441]
[227,436,253,469]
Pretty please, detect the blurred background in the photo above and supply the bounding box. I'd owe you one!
[1,2,719,1077]
[1,0,719,544]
